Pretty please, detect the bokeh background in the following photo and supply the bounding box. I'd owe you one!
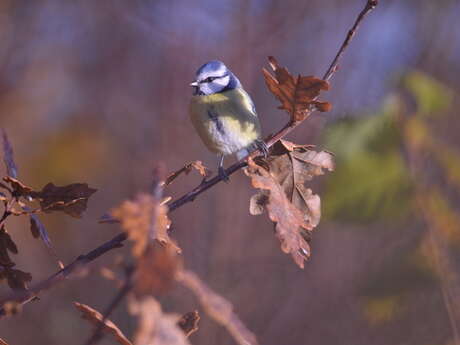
[0,0,459,344]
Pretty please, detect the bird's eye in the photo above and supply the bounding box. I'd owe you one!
[205,77,216,83]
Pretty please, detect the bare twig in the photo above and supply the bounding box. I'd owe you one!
[84,268,133,345]
[322,0,378,82]
[85,165,167,345]
[0,0,378,317]
[0,232,126,316]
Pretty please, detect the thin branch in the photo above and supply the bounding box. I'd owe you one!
[83,268,133,345]
[323,0,378,82]
[0,232,126,316]
[0,0,378,316]
[84,165,167,345]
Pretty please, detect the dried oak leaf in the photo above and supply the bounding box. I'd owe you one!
[130,296,191,345]
[262,56,331,122]
[2,129,18,179]
[33,183,97,218]
[246,143,334,268]
[111,193,177,258]
[134,240,182,297]
[0,267,32,290]
[165,161,212,186]
[177,270,258,345]
[177,311,200,337]
[74,302,133,345]
[112,193,181,296]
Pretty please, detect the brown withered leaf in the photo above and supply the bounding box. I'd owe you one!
[111,193,177,258]
[0,337,9,345]
[74,302,133,345]
[32,183,97,218]
[3,177,33,198]
[177,311,200,337]
[245,157,311,268]
[0,267,32,290]
[263,56,331,122]
[247,141,331,268]
[1,130,18,179]
[165,161,212,186]
[130,296,191,345]
[133,240,182,297]
[249,140,334,266]
[29,214,52,247]
[177,270,258,345]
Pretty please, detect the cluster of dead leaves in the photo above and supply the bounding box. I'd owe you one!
[245,58,334,268]
[0,130,97,291]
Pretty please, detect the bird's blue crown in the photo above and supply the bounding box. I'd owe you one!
[192,60,241,95]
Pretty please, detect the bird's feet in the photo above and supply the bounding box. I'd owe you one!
[218,166,230,182]
[255,140,269,158]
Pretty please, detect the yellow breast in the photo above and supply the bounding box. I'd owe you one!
[189,88,261,155]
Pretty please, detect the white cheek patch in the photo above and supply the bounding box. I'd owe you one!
[214,75,230,87]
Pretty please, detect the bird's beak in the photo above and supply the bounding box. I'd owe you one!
[189,81,198,87]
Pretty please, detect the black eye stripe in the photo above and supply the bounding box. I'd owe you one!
[200,74,229,84]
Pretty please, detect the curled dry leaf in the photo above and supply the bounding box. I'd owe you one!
[165,161,212,186]
[134,240,182,297]
[130,296,191,345]
[263,56,331,122]
[32,183,97,218]
[112,193,181,296]
[177,270,258,345]
[177,311,200,337]
[74,302,133,345]
[111,193,177,258]
[1,130,18,179]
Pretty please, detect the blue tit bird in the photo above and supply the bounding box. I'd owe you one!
[189,60,267,180]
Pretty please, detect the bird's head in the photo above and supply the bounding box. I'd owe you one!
[190,60,241,95]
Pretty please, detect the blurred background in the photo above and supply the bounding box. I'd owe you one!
[0,0,459,344]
